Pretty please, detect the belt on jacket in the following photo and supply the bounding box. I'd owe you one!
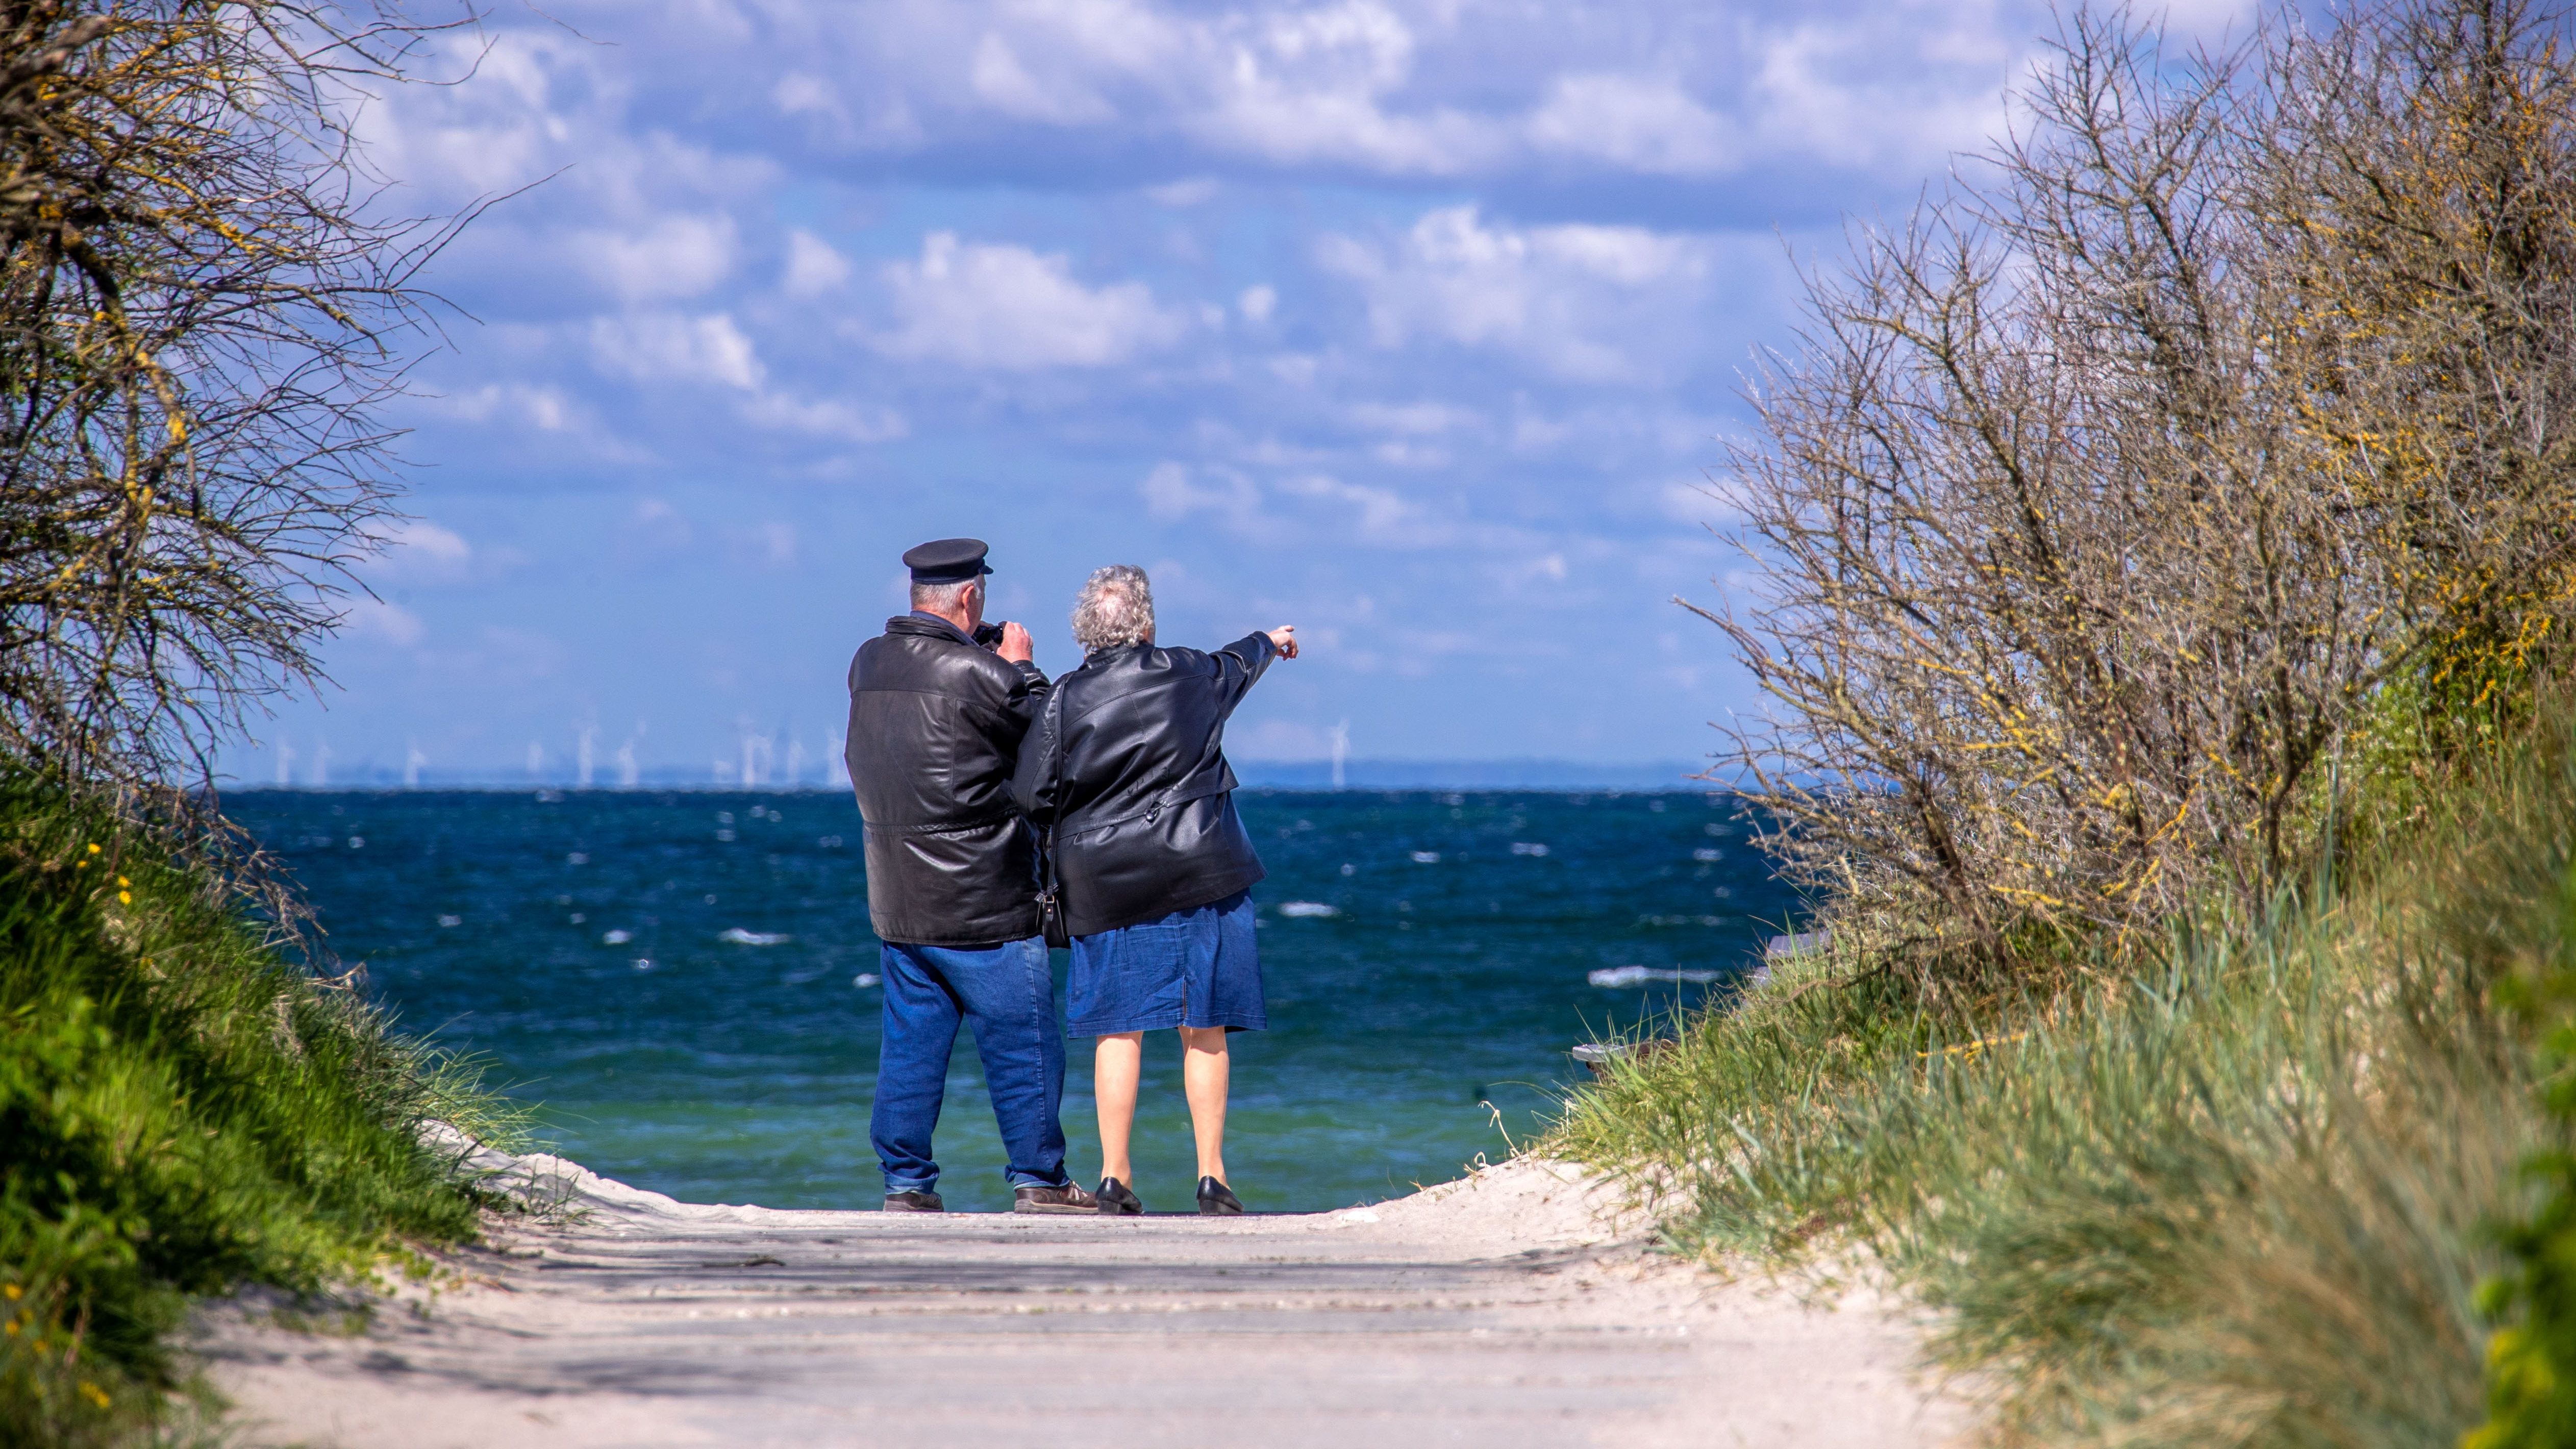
[1058,775,1234,842]
[866,812,1019,837]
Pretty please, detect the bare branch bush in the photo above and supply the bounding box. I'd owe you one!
[1714,0,2576,980]
[0,2,464,927]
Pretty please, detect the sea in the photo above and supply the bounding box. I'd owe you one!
[231,789,1800,1214]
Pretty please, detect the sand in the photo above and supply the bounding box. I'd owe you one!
[194,1137,1974,1447]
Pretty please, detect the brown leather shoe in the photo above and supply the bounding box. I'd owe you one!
[1012,1181,1099,1214]
[883,1189,944,1212]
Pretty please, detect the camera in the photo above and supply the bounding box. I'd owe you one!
[971,622,1005,649]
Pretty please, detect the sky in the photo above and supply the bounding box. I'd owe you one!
[236,0,2248,789]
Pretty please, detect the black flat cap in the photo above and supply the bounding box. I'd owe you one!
[903,537,993,584]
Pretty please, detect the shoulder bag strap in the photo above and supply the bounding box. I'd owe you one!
[1037,682,1070,945]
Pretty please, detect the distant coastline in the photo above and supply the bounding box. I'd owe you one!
[224,758,1723,793]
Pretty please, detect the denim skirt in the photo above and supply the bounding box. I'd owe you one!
[1066,889,1266,1036]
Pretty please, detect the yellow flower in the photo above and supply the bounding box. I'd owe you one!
[3,1283,20,1300]
[116,876,128,887]
[79,1381,110,1409]
[117,891,131,905]
[86,843,99,854]
[4,1320,16,1336]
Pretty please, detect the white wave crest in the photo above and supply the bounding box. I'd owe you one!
[1588,965,1727,988]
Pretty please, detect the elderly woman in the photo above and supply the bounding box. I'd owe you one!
[1013,565,1296,1215]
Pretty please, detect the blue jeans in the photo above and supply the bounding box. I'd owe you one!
[870,936,1070,1195]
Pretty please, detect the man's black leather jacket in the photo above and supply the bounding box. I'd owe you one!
[844,615,1049,946]
[1013,632,1279,937]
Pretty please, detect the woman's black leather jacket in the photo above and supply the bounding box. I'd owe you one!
[1013,632,1279,937]
[843,615,1049,946]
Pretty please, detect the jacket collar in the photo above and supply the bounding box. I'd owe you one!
[887,613,978,647]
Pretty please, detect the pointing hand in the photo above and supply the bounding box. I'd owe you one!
[1265,626,1298,659]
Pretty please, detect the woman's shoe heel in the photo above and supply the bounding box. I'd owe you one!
[1097,1176,1145,1216]
[1195,1176,1243,1215]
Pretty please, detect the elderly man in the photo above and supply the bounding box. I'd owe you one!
[843,538,1094,1214]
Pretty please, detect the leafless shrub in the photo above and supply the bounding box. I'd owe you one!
[0,2,468,924]
[1709,0,2576,976]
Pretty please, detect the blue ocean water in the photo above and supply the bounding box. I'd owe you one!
[231,789,1798,1213]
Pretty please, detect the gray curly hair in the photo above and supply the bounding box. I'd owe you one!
[1071,564,1154,653]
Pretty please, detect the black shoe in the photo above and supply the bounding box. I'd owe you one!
[883,1189,944,1212]
[1195,1177,1243,1216]
[1096,1176,1144,1216]
[1013,1181,1099,1214]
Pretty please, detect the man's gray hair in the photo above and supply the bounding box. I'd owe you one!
[1071,564,1154,653]
[910,576,977,612]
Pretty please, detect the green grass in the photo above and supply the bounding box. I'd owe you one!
[1555,719,2576,1446]
[0,781,511,1447]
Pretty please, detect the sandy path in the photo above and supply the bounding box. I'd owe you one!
[197,1144,1971,1448]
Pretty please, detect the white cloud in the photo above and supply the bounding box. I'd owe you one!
[1349,401,1474,434]
[1742,21,2005,172]
[1512,410,1573,452]
[1141,460,1263,526]
[1496,551,1570,588]
[1372,439,1448,467]
[357,31,578,199]
[773,71,841,122]
[542,0,2031,185]
[1148,177,1221,206]
[873,233,1188,368]
[1317,206,1712,381]
[728,521,801,568]
[783,229,852,296]
[590,313,766,390]
[1238,283,1277,322]
[436,383,578,432]
[363,519,474,583]
[339,598,426,647]
[1194,1,1505,172]
[2159,0,2263,35]
[1528,75,1738,176]
[582,214,737,302]
[1277,471,1440,544]
[972,33,1117,123]
[1661,480,1727,524]
[740,392,909,443]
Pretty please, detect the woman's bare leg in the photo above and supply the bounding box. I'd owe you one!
[1180,1026,1230,1184]
[1094,1032,1143,1183]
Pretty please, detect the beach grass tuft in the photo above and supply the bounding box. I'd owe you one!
[0,778,508,1446]
[1555,713,2576,1445]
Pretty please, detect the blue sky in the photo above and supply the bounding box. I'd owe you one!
[239,0,2246,788]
